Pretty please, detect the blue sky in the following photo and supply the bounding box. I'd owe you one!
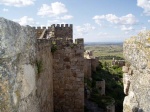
[0,0,150,42]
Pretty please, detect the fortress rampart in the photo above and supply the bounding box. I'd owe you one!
[0,18,102,112]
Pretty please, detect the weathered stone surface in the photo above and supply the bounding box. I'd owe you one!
[0,17,38,112]
[123,31,150,112]
[0,18,54,112]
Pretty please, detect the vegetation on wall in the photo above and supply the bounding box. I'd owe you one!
[35,59,43,77]
[51,44,57,53]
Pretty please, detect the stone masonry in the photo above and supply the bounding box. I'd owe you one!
[53,39,84,112]
[34,24,85,112]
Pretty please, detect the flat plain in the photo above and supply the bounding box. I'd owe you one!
[84,42,124,62]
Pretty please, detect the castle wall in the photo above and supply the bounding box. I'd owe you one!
[84,59,92,78]
[91,58,99,71]
[53,38,84,112]
[36,39,53,112]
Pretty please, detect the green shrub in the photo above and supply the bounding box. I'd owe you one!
[90,61,124,111]
[51,44,57,53]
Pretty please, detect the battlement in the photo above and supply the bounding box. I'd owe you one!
[32,26,47,30]
[33,24,73,39]
[32,24,73,30]
[51,24,73,28]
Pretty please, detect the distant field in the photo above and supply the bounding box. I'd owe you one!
[84,43,124,61]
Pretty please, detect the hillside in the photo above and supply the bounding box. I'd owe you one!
[84,43,124,112]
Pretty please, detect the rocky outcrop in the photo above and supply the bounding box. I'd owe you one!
[123,31,150,112]
[0,17,54,112]
[0,17,39,112]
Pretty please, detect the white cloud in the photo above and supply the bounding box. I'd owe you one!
[121,25,134,31]
[98,32,108,36]
[148,20,150,22]
[37,2,68,17]
[60,15,73,20]
[93,14,138,25]
[75,23,95,36]
[0,0,35,7]
[13,16,37,26]
[2,8,8,12]
[137,0,150,16]
[47,20,60,25]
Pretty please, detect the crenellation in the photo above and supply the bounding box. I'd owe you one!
[65,24,68,27]
[42,26,46,29]
[70,24,73,28]
[37,26,41,29]
[61,24,64,27]
[51,24,55,27]
[56,24,60,27]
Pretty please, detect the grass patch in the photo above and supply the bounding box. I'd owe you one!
[35,59,43,78]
